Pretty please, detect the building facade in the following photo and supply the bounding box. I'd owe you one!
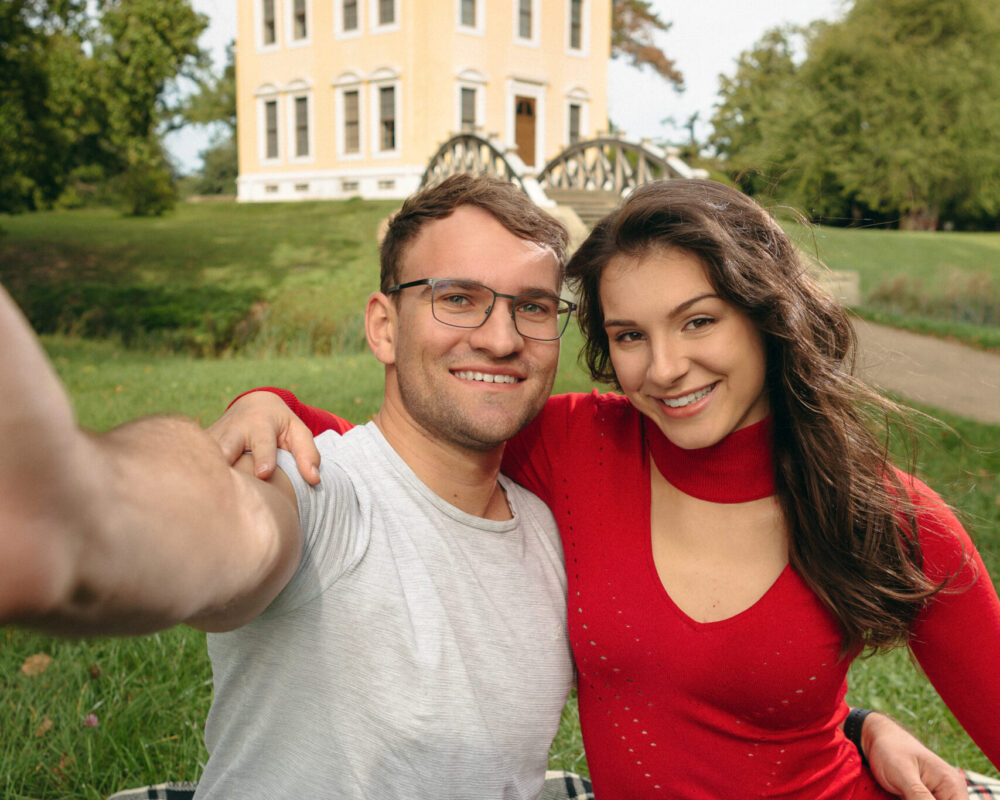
[235,0,610,201]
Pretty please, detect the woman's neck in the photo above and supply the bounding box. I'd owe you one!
[645,417,775,503]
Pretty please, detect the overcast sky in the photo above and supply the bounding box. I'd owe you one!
[165,0,848,172]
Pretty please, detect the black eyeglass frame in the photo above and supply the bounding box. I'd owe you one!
[385,278,577,341]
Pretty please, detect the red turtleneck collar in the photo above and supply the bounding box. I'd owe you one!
[645,416,776,503]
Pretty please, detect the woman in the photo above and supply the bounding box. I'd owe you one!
[219,179,1000,797]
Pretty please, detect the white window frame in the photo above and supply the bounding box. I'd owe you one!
[370,71,401,157]
[514,0,539,47]
[256,0,280,51]
[565,0,590,56]
[286,0,312,46]
[370,0,399,33]
[505,78,546,170]
[285,82,314,163]
[334,0,363,39]
[455,68,487,135]
[333,72,365,159]
[456,0,484,36]
[255,86,282,163]
[565,87,590,146]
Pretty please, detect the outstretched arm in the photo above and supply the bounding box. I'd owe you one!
[0,285,302,636]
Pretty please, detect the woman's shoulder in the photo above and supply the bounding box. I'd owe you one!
[890,466,977,578]
[538,390,635,424]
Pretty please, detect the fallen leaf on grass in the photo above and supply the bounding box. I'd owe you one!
[21,653,52,676]
[34,717,53,737]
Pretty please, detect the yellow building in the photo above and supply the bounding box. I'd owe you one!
[235,0,610,201]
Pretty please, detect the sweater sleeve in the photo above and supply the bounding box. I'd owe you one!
[229,387,354,436]
[904,474,1000,769]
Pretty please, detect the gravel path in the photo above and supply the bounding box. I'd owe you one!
[854,319,1000,425]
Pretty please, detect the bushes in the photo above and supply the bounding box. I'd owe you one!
[13,283,264,356]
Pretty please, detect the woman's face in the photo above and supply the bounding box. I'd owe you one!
[600,247,770,451]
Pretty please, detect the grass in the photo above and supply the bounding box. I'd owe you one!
[3,199,998,354]
[0,199,396,355]
[2,200,998,793]
[2,331,998,796]
[789,223,1000,346]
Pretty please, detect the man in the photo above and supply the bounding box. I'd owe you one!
[0,176,973,800]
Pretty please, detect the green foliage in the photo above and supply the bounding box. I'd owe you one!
[182,42,237,194]
[711,0,1000,229]
[0,0,207,215]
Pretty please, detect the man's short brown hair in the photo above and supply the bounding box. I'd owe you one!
[379,175,569,292]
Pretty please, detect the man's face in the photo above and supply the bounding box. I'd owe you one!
[385,205,561,452]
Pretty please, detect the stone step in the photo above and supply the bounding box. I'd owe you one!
[545,188,621,227]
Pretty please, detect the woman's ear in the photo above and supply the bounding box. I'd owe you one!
[365,291,397,366]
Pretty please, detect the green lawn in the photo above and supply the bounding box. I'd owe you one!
[3,332,998,797]
[2,199,999,795]
[3,199,998,353]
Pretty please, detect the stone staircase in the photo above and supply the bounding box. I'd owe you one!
[544,188,621,228]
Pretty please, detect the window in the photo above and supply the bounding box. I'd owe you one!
[518,0,532,39]
[265,99,279,159]
[568,0,583,50]
[568,103,581,145]
[379,0,395,25]
[294,96,309,157]
[460,0,475,27]
[342,0,358,31]
[292,0,307,39]
[343,89,360,154]
[460,87,476,132]
[262,0,276,45]
[379,85,396,151]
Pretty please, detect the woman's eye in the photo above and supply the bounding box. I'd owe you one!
[686,316,715,330]
[613,330,643,343]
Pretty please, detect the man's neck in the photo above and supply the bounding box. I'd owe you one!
[371,404,511,521]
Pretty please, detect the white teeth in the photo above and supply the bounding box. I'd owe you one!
[455,371,518,384]
[661,384,714,408]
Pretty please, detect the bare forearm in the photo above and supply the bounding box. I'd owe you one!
[4,414,299,635]
[0,286,300,635]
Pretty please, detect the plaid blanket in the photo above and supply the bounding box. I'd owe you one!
[106,769,1000,799]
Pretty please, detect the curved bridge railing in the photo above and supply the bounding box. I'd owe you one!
[420,133,529,193]
[535,137,696,193]
[420,134,702,220]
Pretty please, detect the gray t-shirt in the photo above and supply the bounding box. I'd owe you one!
[195,423,574,799]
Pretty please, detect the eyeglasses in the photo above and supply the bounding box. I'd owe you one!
[386,278,577,341]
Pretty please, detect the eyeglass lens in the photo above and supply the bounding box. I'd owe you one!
[429,280,569,340]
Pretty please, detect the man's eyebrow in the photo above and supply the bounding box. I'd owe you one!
[603,292,719,328]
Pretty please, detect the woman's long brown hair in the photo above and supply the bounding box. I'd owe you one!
[568,178,955,654]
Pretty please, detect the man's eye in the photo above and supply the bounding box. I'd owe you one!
[516,300,554,316]
[440,293,473,307]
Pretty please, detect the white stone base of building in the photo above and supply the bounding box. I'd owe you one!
[237,164,425,202]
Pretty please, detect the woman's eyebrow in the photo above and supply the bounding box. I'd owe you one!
[603,292,719,328]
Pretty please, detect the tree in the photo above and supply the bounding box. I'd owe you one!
[94,0,208,214]
[182,41,237,195]
[611,0,683,88]
[0,0,97,212]
[709,0,1000,228]
[709,26,806,198]
[0,0,207,215]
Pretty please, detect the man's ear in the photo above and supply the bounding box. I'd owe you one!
[365,291,397,365]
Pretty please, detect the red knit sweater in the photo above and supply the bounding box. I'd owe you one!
[258,388,1000,799]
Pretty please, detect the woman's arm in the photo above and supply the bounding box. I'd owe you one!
[905,476,1000,769]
